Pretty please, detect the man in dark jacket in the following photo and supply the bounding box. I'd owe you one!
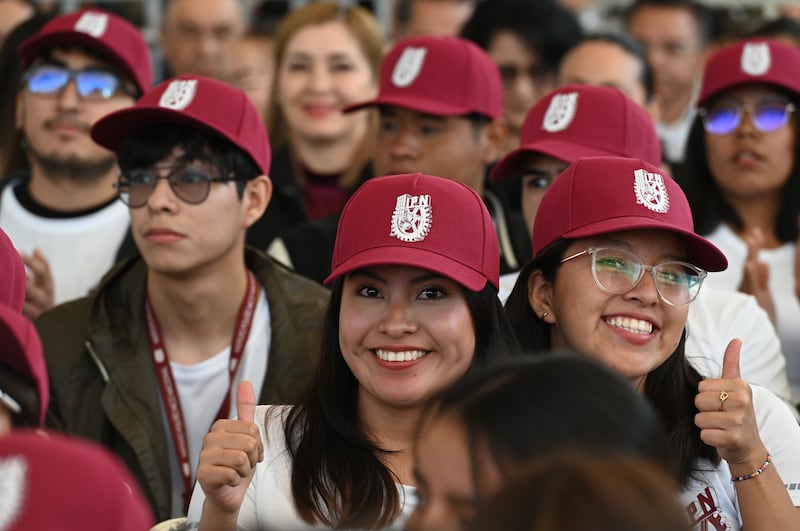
[35,75,329,522]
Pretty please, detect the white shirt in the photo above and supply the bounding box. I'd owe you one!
[166,290,270,517]
[680,385,800,530]
[186,405,417,530]
[0,184,129,305]
[703,224,800,403]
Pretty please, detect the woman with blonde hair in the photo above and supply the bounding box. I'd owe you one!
[247,2,383,249]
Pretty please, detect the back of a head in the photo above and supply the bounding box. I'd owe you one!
[0,429,154,530]
[467,452,689,531]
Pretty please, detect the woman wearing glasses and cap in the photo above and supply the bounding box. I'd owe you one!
[678,37,800,409]
[505,156,800,530]
[189,172,518,530]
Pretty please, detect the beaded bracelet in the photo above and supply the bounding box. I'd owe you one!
[731,453,772,482]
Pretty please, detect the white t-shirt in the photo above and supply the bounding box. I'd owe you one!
[680,385,800,530]
[703,224,800,402]
[0,185,130,305]
[186,405,418,530]
[166,290,270,517]
[499,271,795,410]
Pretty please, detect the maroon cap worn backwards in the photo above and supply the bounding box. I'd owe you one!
[19,8,152,94]
[344,35,503,119]
[0,304,48,426]
[533,156,727,272]
[698,37,800,106]
[0,430,154,530]
[492,84,662,180]
[0,228,25,313]
[326,173,500,291]
[91,75,271,174]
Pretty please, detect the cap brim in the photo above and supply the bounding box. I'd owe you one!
[91,105,225,153]
[344,94,476,117]
[325,246,492,291]
[560,217,728,272]
[491,140,629,181]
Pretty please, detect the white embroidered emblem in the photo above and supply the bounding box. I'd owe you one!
[633,168,670,213]
[390,194,432,242]
[741,43,771,76]
[74,12,109,38]
[0,456,27,530]
[542,93,579,133]
[391,47,427,88]
[159,80,198,110]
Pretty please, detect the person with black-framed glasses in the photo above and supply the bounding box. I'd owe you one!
[678,37,800,412]
[0,8,150,320]
[33,74,330,524]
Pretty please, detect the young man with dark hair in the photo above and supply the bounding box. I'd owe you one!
[35,75,329,521]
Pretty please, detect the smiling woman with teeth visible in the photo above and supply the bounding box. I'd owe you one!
[505,156,800,531]
[191,173,518,530]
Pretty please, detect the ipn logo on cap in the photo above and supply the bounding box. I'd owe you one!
[74,11,109,38]
[633,169,670,214]
[159,80,198,111]
[0,456,26,528]
[390,193,432,242]
[392,47,427,88]
[542,93,578,133]
[741,43,771,76]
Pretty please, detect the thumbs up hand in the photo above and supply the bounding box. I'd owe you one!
[196,381,264,520]
[694,339,766,468]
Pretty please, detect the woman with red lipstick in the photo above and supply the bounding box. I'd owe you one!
[246,2,383,250]
[190,173,518,530]
[678,37,800,409]
[505,156,800,531]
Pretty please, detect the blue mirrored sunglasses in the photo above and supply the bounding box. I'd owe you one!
[699,99,796,135]
[23,65,135,101]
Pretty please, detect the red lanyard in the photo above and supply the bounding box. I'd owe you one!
[146,269,258,512]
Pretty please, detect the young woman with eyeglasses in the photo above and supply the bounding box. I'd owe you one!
[678,38,800,408]
[505,156,800,530]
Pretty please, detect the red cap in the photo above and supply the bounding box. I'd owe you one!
[698,37,800,106]
[0,304,48,426]
[91,75,271,174]
[0,228,25,313]
[0,430,154,530]
[492,84,662,180]
[19,8,152,95]
[345,35,503,119]
[326,173,499,291]
[533,156,727,272]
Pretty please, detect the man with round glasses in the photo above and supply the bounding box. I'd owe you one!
[0,8,150,319]
[34,74,330,522]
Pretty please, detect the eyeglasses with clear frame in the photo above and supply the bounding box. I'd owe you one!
[560,247,707,306]
[115,163,237,208]
[698,98,796,135]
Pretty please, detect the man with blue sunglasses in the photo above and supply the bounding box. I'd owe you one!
[0,8,151,319]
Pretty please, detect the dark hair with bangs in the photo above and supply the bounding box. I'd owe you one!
[281,276,519,529]
[116,123,262,198]
[677,88,800,242]
[504,241,721,486]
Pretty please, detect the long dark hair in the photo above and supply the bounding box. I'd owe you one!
[678,89,800,242]
[505,240,721,485]
[283,277,519,528]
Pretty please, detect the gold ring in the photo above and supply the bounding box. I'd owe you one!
[719,390,729,410]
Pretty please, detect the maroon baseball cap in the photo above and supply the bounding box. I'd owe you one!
[91,75,271,174]
[492,84,662,180]
[0,430,154,530]
[345,35,503,119]
[532,156,727,272]
[698,37,800,106]
[19,8,152,94]
[0,304,48,426]
[0,228,25,313]
[326,173,500,291]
